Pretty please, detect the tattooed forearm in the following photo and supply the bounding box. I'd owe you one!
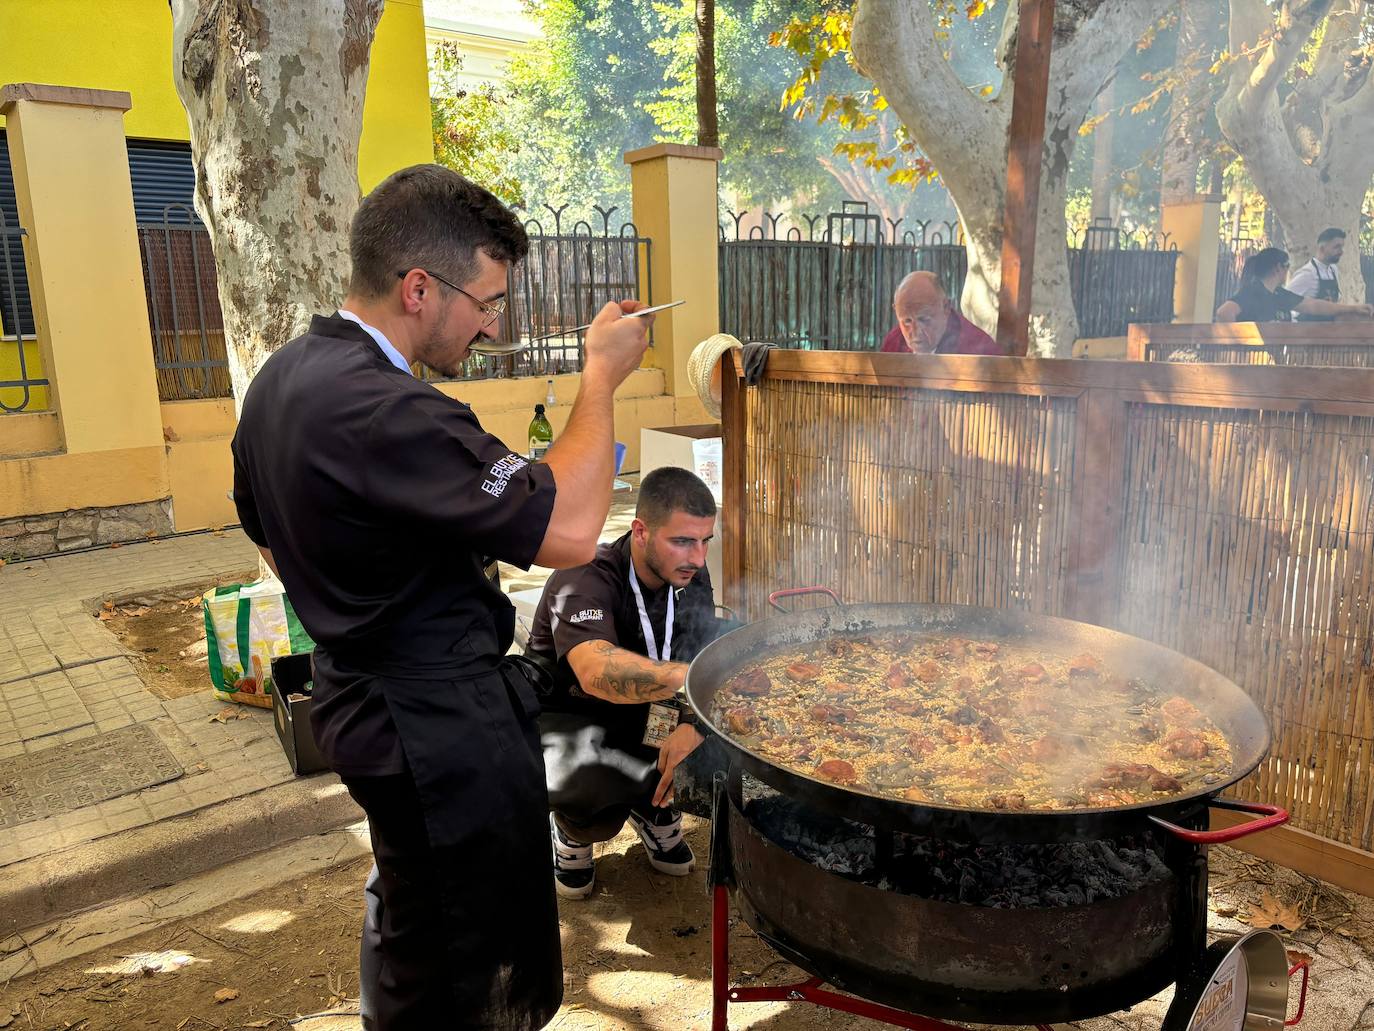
[573,640,686,703]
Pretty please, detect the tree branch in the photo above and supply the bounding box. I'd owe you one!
[1044,0,1174,186]
[1323,60,1374,173]
[1235,0,1336,106]
[851,0,1001,191]
[1218,0,1319,199]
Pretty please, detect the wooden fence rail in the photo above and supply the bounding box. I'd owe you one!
[1128,321,1374,368]
[721,349,1374,893]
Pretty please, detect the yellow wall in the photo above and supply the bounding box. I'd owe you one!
[0,446,168,520]
[0,0,433,190]
[626,145,724,394]
[1161,196,1223,325]
[1073,336,1128,359]
[0,410,59,458]
[155,370,708,533]
[0,340,47,411]
[4,87,166,455]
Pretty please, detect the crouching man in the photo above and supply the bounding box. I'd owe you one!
[524,467,723,897]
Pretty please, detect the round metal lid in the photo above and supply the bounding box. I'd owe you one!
[1162,930,1291,1031]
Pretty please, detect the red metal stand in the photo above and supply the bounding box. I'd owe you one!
[709,883,1053,1031]
[1286,961,1310,1027]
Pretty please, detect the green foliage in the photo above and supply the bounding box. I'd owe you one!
[430,41,526,206]
[435,0,964,221]
[768,2,1002,191]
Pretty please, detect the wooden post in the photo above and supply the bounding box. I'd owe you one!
[994,0,1056,357]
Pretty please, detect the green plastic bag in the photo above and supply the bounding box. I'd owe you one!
[202,578,315,708]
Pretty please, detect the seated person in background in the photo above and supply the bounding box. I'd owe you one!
[1215,246,1373,323]
[880,270,1005,355]
[524,467,724,899]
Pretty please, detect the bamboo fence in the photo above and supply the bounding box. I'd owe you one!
[721,350,1374,870]
[1128,322,1374,368]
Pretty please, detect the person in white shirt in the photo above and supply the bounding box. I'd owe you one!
[1285,228,1348,322]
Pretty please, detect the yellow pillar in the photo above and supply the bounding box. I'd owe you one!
[624,143,722,397]
[0,83,163,455]
[1161,194,1223,324]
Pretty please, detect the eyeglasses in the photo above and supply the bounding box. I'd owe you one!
[397,268,506,328]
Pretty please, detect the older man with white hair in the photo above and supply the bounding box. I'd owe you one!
[881,271,1005,355]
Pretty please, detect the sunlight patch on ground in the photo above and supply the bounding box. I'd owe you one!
[219,908,296,934]
[86,950,205,975]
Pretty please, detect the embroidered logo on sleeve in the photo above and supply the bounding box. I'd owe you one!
[568,608,604,624]
[481,454,529,498]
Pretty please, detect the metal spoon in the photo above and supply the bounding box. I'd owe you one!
[468,300,685,357]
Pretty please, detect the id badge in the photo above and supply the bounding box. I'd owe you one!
[642,702,680,748]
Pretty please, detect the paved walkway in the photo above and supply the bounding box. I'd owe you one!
[0,533,263,869]
[0,486,639,898]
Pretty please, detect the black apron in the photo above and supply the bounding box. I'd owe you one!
[321,646,563,1031]
[1296,259,1339,322]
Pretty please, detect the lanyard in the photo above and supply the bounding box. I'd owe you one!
[628,564,673,662]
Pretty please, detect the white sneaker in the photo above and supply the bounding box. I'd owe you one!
[550,814,596,900]
[627,809,695,876]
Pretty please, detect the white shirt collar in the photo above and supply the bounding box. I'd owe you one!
[337,309,413,376]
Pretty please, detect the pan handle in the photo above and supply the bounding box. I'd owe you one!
[1148,798,1289,845]
[767,586,844,613]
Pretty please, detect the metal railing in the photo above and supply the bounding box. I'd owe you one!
[718,204,965,350]
[428,204,653,382]
[720,206,1178,348]
[134,203,654,391]
[1218,238,1374,309]
[137,204,232,401]
[1068,220,1180,338]
[0,206,48,413]
[1215,237,1258,310]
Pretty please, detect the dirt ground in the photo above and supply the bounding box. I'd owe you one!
[101,576,254,701]
[2,818,1371,1031]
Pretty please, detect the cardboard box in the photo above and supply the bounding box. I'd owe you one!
[269,652,330,775]
[639,423,724,588]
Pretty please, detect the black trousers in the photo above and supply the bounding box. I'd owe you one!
[344,767,560,1031]
[541,707,660,843]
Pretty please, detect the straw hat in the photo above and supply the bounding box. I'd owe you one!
[688,333,744,419]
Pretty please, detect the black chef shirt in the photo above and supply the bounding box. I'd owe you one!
[1227,280,1303,323]
[524,532,716,715]
[231,314,556,775]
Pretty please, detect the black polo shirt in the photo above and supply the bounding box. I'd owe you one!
[525,532,716,714]
[1228,280,1303,323]
[231,314,556,774]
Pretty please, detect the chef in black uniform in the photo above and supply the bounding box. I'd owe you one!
[523,468,726,898]
[230,165,653,1031]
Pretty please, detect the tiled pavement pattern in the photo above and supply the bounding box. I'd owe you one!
[0,532,265,869]
[0,486,641,876]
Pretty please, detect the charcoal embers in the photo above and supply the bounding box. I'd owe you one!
[745,795,1170,908]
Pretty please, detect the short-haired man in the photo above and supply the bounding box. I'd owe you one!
[880,271,1005,355]
[524,467,722,898]
[1286,227,1348,322]
[231,165,653,1030]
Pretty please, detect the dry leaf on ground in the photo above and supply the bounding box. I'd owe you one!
[209,708,247,724]
[1248,891,1305,932]
[1286,948,1314,969]
[213,986,239,1003]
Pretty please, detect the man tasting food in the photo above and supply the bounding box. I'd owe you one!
[525,468,725,899]
[231,165,652,1031]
